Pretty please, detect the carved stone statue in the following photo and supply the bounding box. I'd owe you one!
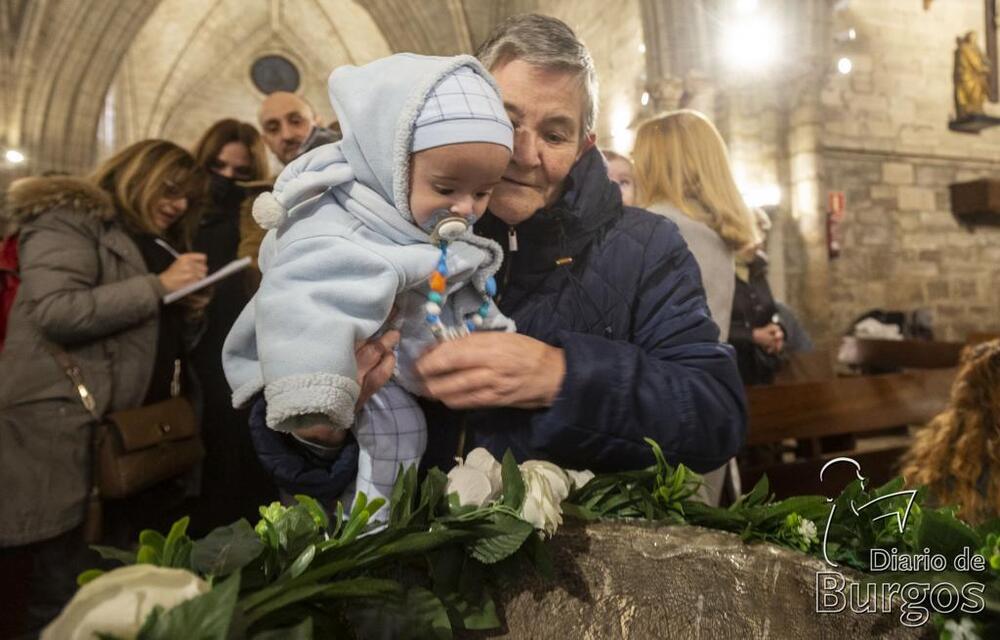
[955,30,991,118]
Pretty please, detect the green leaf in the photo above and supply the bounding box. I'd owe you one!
[90,545,137,566]
[275,506,322,558]
[171,540,193,571]
[245,578,402,625]
[468,514,534,564]
[523,530,554,581]
[251,616,313,640]
[136,545,159,565]
[349,587,452,640]
[917,508,982,559]
[331,501,345,539]
[139,530,166,556]
[284,544,316,580]
[417,468,449,523]
[76,568,104,586]
[392,465,420,526]
[500,450,525,511]
[161,517,190,568]
[190,519,265,577]
[138,571,240,640]
[294,495,329,530]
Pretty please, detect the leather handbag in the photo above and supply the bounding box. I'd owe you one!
[48,345,204,539]
[95,395,203,499]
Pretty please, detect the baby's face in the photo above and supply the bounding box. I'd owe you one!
[409,142,511,228]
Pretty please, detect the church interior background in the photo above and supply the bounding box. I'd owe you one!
[2,0,999,351]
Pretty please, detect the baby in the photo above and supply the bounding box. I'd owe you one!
[223,54,515,513]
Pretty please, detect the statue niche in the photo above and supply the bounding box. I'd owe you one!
[955,31,990,118]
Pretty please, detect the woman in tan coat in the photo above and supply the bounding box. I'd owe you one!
[0,140,208,634]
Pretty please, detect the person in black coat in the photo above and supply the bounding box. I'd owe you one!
[189,119,277,533]
[729,250,784,386]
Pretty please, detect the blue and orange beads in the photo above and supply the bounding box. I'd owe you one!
[425,240,495,341]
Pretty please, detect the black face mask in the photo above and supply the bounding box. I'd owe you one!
[208,172,246,212]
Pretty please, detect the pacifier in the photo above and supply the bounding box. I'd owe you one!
[421,208,475,246]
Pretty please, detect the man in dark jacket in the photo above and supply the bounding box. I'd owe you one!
[249,14,747,503]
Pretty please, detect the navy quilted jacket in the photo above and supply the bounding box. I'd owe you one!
[249,147,747,500]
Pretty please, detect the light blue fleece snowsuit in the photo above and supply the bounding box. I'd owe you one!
[222,53,514,508]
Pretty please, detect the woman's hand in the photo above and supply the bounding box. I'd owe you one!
[354,329,401,411]
[752,323,785,354]
[414,332,565,410]
[158,253,207,292]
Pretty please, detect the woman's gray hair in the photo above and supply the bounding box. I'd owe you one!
[476,13,598,137]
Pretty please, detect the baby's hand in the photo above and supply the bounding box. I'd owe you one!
[284,414,349,448]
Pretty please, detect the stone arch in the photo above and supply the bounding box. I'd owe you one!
[5,0,157,175]
[101,0,393,153]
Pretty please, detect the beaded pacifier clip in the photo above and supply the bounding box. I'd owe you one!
[421,210,497,342]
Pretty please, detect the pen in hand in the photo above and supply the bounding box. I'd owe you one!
[154,240,208,295]
[154,238,182,259]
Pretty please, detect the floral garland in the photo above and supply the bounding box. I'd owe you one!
[44,441,1000,640]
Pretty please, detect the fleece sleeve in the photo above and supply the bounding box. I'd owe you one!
[531,220,748,473]
[257,235,400,431]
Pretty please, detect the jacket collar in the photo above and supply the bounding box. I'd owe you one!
[4,176,115,228]
[477,146,622,273]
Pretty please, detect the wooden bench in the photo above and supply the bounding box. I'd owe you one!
[739,344,957,498]
[837,337,964,370]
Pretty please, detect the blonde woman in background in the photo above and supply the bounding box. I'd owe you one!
[632,109,755,505]
[633,109,755,342]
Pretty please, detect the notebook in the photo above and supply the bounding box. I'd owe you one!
[163,257,252,304]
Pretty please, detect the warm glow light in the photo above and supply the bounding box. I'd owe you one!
[848,28,857,40]
[723,17,780,71]
[742,183,782,208]
[638,42,646,54]
[640,91,650,106]
[610,104,634,155]
[5,149,25,164]
[837,57,853,74]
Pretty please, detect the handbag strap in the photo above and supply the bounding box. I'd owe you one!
[45,342,183,418]
[43,341,100,421]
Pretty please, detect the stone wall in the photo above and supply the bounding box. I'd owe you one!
[826,152,1000,341]
[815,0,1000,342]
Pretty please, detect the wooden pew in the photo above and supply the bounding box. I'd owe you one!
[740,367,955,498]
[838,337,964,370]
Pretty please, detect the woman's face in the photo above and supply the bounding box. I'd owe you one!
[152,182,190,232]
[606,157,635,207]
[209,142,253,180]
[488,59,593,226]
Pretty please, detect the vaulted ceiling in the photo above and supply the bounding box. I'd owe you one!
[1,0,712,176]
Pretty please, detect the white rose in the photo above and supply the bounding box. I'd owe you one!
[519,460,572,537]
[446,448,503,507]
[42,565,209,640]
[565,468,595,490]
[464,447,503,492]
